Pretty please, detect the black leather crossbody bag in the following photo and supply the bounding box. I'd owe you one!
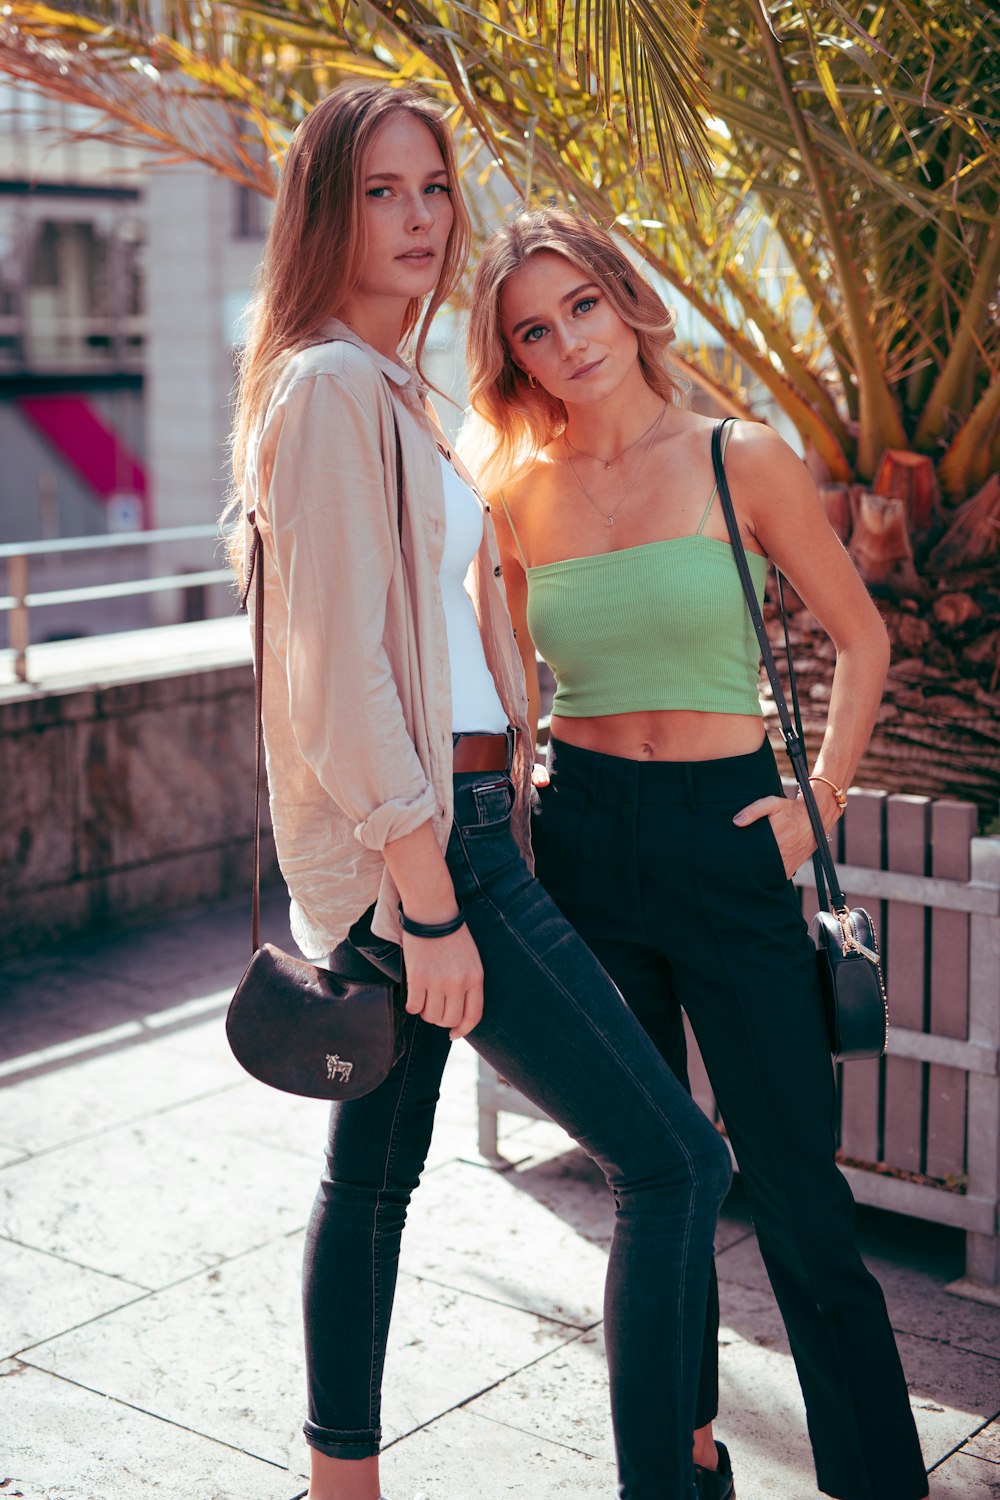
[225,417,406,1100]
[711,420,888,1061]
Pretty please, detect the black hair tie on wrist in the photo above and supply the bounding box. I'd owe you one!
[398,903,466,939]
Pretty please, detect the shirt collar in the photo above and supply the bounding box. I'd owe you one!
[317,317,424,395]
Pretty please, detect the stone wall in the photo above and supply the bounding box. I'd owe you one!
[0,651,277,957]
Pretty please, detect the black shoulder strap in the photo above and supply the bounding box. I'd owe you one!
[710,419,845,914]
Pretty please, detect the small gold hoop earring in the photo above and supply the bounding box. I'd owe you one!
[527,371,537,390]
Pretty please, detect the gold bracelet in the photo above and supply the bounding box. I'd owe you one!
[808,774,847,809]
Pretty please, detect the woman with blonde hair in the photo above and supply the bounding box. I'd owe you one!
[465,207,928,1500]
[228,85,731,1500]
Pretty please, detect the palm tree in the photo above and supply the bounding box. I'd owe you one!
[3,0,997,808]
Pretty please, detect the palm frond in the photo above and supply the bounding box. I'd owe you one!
[0,6,281,188]
[1,0,998,493]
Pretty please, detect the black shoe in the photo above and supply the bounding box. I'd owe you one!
[695,1440,735,1500]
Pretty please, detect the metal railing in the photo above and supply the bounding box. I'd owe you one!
[0,525,231,684]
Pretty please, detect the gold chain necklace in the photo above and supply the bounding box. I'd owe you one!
[564,404,667,527]
[563,405,666,470]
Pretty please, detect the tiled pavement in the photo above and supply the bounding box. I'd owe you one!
[1,893,998,1499]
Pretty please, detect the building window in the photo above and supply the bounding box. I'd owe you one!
[0,206,22,363]
[20,213,144,369]
[234,184,268,240]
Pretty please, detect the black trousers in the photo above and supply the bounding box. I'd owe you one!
[532,734,928,1500]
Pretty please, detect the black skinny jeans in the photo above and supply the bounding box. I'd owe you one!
[302,770,732,1500]
[532,734,928,1500]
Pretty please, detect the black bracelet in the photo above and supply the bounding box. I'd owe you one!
[398,902,466,939]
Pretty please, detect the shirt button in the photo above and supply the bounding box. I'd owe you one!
[494,564,502,577]
[483,503,491,513]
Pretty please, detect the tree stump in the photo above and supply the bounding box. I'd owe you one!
[848,491,921,596]
[873,449,940,530]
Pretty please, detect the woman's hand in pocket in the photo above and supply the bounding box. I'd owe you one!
[733,794,816,879]
[402,923,485,1040]
[531,762,550,789]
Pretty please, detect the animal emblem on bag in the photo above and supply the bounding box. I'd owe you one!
[326,1054,354,1083]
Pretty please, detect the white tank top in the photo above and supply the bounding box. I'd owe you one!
[438,453,508,734]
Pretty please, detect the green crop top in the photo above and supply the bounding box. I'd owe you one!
[502,442,769,719]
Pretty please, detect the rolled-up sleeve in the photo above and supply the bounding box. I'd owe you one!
[259,369,437,850]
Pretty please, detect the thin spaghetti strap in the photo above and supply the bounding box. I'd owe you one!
[498,491,530,570]
[695,419,737,535]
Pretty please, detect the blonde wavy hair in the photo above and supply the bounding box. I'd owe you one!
[463,209,682,497]
[224,81,471,571]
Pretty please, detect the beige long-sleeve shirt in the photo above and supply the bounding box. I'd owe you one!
[245,320,532,959]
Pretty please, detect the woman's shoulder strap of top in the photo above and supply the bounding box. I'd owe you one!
[695,418,737,535]
[497,491,530,570]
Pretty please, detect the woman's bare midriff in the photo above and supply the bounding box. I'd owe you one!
[549,708,767,763]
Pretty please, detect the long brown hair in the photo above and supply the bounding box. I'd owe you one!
[462,208,682,497]
[225,81,471,568]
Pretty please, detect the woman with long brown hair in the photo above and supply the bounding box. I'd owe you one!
[227,86,731,1500]
[464,207,929,1500]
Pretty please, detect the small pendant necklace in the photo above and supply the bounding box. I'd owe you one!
[564,404,667,526]
[563,406,666,471]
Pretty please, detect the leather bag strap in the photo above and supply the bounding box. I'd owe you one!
[709,419,847,914]
[240,413,405,954]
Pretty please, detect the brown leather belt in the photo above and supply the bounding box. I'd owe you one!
[452,729,513,774]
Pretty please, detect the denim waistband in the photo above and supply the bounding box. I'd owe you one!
[546,732,782,807]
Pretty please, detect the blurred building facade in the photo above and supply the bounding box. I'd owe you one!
[0,88,146,548]
[0,86,265,642]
